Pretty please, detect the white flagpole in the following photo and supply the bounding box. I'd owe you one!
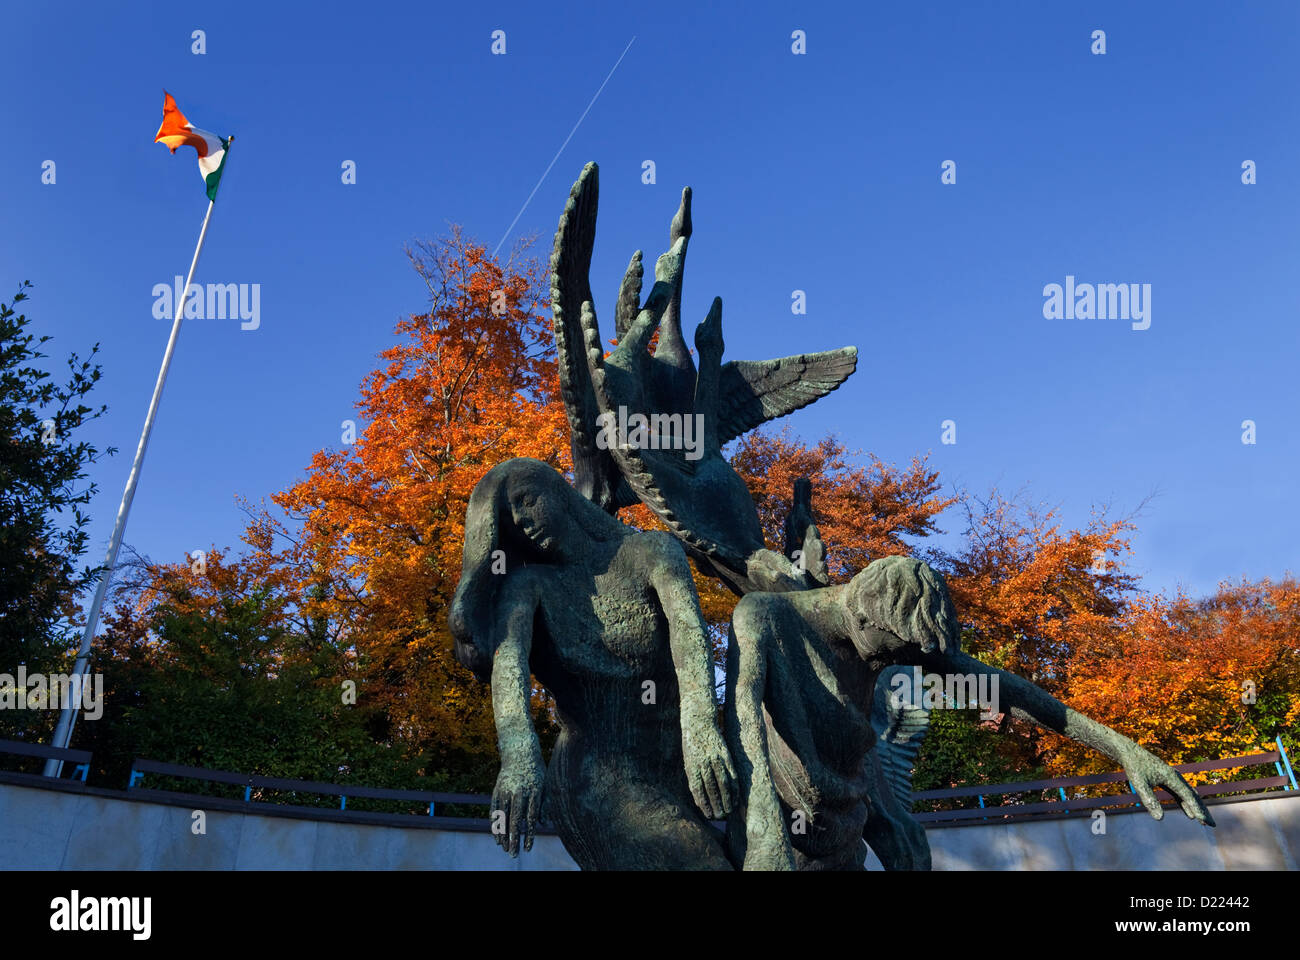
[44,143,228,776]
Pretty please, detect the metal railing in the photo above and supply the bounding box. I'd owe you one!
[126,757,491,820]
[0,739,92,782]
[5,739,1293,831]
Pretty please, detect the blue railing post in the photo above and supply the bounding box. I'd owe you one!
[1058,787,1067,803]
[1277,739,1298,791]
[128,770,143,788]
[243,785,252,802]
[340,795,347,810]
[428,802,436,817]
[74,763,89,782]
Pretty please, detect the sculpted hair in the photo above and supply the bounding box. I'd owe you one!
[449,467,509,683]
[450,458,625,681]
[846,555,960,654]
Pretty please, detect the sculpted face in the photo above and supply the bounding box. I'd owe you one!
[508,486,565,559]
[450,459,587,684]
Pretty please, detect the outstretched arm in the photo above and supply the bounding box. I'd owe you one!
[649,540,736,820]
[931,650,1214,826]
[490,576,547,855]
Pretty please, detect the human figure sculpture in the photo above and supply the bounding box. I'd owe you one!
[449,457,735,869]
[723,554,1216,870]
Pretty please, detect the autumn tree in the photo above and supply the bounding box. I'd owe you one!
[79,231,567,792]
[732,428,956,579]
[910,490,1144,788]
[239,229,569,791]
[938,489,1141,688]
[1053,577,1300,784]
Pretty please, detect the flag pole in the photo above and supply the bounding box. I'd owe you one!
[44,139,230,777]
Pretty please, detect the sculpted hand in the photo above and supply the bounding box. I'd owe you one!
[1120,743,1215,827]
[682,723,736,820]
[492,755,546,856]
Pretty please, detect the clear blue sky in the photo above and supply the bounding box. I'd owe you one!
[4,1,1296,601]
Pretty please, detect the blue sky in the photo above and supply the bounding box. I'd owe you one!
[4,1,1297,601]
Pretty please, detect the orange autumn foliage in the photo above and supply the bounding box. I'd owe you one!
[941,490,1141,694]
[1049,578,1300,781]
[731,428,957,577]
[240,230,569,784]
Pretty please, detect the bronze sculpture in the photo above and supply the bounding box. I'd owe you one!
[724,554,1214,870]
[449,458,734,869]
[451,162,1214,870]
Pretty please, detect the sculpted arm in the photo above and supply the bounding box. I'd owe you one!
[648,537,736,820]
[490,575,548,855]
[724,595,797,869]
[931,649,1214,826]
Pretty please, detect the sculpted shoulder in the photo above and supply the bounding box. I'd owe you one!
[732,587,845,640]
[624,528,693,571]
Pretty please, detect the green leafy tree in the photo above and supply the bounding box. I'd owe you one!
[0,282,114,740]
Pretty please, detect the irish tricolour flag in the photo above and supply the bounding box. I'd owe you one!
[154,92,229,201]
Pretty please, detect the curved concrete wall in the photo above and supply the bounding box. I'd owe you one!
[924,794,1299,871]
[2,779,1296,870]
[0,780,577,871]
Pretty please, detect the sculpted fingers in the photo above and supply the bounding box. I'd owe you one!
[491,786,507,849]
[1165,772,1214,826]
[525,788,542,852]
[1132,777,1164,821]
[508,788,526,856]
[710,756,734,817]
[688,765,711,819]
[720,744,737,784]
[700,761,726,820]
